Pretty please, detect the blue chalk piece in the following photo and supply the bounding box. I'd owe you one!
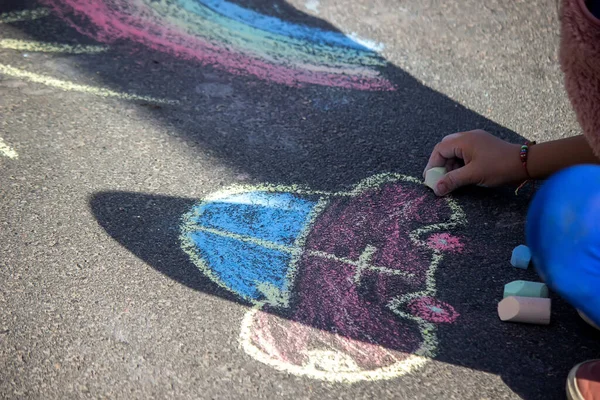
[511,245,531,269]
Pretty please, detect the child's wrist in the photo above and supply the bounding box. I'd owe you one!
[507,143,531,183]
[513,141,536,195]
[520,141,536,179]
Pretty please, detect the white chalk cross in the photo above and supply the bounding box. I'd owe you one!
[351,245,414,285]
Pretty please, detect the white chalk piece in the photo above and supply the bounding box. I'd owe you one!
[503,280,548,299]
[510,245,531,269]
[424,167,447,191]
[498,296,551,325]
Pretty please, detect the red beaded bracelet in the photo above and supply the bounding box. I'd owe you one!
[515,140,536,195]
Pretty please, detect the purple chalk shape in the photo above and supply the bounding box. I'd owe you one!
[510,245,531,269]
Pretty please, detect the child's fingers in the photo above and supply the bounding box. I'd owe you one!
[423,135,466,177]
[441,132,462,142]
[434,163,477,196]
[445,158,463,172]
[423,146,449,178]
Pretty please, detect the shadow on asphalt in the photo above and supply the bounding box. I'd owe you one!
[88,188,600,399]
[3,0,600,398]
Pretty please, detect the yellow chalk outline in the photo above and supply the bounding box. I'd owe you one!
[180,173,467,382]
[0,39,108,54]
[0,64,179,105]
[0,8,50,24]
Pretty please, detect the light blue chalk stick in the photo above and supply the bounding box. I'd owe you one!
[504,280,548,298]
[511,245,531,269]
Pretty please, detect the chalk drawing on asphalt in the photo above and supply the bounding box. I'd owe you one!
[0,8,50,24]
[180,174,466,382]
[0,39,108,54]
[40,0,393,90]
[0,64,179,104]
[0,9,176,105]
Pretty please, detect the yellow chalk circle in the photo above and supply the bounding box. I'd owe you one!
[0,137,18,159]
[0,64,179,105]
[0,39,108,54]
[498,296,551,325]
[0,8,50,24]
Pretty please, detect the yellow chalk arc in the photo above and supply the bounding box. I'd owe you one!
[0,64,179,105]
[0,9,50,24]
[0,39,108,54]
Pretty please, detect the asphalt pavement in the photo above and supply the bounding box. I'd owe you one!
[1,0,599,399]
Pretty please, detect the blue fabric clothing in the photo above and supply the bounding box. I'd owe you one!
[526,165,600,327]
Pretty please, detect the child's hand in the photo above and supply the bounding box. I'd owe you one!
[423,130,526,196]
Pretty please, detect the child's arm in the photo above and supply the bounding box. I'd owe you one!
[423,130,599,196]
[527,135,598,179]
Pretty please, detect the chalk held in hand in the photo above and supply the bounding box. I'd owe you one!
[498,296,551,325]
[424,167,447,191]
[503,280,548,299]
[511,245,531,269]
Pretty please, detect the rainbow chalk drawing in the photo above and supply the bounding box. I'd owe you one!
[180,174,467,382]
[40,0,393,90]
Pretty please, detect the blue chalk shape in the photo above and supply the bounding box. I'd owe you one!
[185,191,319,303]
[192,0,372,50]
[193,192,316,246]
[511,245,531,269]
[190,230,291,301]
[504,280,549,298]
